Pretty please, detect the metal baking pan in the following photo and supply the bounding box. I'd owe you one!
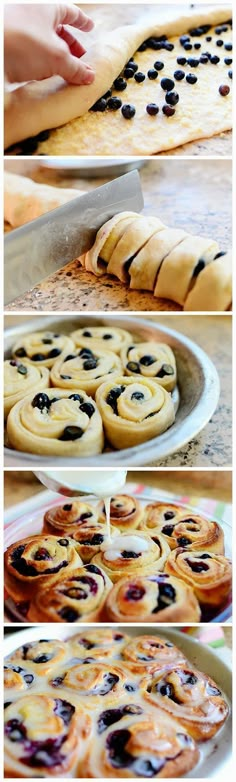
[4,314,220,467]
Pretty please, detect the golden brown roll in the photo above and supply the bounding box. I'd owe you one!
[7,388,104,457]
[68,522,119,563]
[98,495,144,532]
[28,563,112,623]
[7,639,68,676]
[141,502,225,553]
[143,666,229,740]
[81,705,199,778]
[122,635,187,675]
[70,629,130,662]
[165,548,232,608]
[4,694,91,778]
[92,532,170,583]
[4,359,49,418]
[71,325,132,354]
[50,347,122,396]
[12,330,75,369]
[4,534,82,601]
[43,501,99,536]
[4,663,36,693]
[48,662,141,709]
[96,376,175,449]
[105,572,200,623]
[121,342,177,392]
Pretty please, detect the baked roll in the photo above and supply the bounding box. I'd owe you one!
[141,502,225,553]
[49,662,141,709]
[71,325,132,354]
[28,563,112,623]
[43,500,99,536]
[7,639,68,676]
[4,359,49,418]
[122,635,186,675]
[81,706,199,778]
[70,629,130,662]
[50,347,122,396]
[68,522,119,563]
[4,663,36,693]
[143,666,229,740]
[121,342,177,392]
[4,534,82,601]
[98,494,144,532]
[154,235,219,305]
[165,548,232,608]
[96,376,175,449]
[92,532,170,583]
[7,388,104,457]
[12,331,75,369]
[4,694,91,778]
[83,212,140,275]
[105,572,200,623]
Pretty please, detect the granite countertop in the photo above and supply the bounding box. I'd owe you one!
[5,158,232,311]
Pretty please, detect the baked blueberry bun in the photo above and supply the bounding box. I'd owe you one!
[48,662,141,709]
[12,331,75,369]
[143,666,229,740]
[68,522,119,563]
[69,629,130,662]
[28,563,112,623]
[141,503,225,554]
[70,325,132,354]
[91,532,170,583]
[98,495,144,532]
[4,663,36,693]
[4,534,82,601]
[105,572,200,623]
[165,548,232,609]
[50,347,122,396]
[121,342,177,392]
[4,359,49,418]
[43,501,99,536]
[7,639,68,676]
[122,635,186,675]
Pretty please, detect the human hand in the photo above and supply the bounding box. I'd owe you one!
[4,3,95,85]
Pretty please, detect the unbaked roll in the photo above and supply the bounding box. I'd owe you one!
[4,358,49,418]
[141,503,225,553]
[96,376,175,449]
[12,331,75,368]
[107,216,165,282]
[70,629,130,662]
[154,235,219,304]
[48,662,141,709]
[121,342,177,391]
[122,635,187,675]
[129,226,186,291]
[184,251,232,312]
[43,500,99,536]
[143,666,229,740]
[7,388,104,457]
[165,548,232,608]
[4,534,82,601]
[4,694,91,778]
[81,705,199,778]
[83,212,140,275]
[50,346,122,396]
[92,532,170,583]
[70,326,132,354]
[98,494,144,532]
[28,563,112,623]
[105,572,200,623]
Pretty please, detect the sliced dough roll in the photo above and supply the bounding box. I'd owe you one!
[84,211,138,275]
[184,251,232,312]
[154,235,219,305]
[107,216,163,282]
[129,227,186,291]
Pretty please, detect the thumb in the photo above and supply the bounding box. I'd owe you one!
[53,39,95,85]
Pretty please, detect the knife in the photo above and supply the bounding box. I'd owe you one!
[4,169,144,305]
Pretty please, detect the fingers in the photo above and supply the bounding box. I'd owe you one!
[53,37,95,85]
[57,24,86,58]
[57,4,94,32]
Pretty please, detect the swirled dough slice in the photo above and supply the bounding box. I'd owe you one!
[4,172,84,227]
[184,251,232,311]
[107,216,163,282]
[84,212,138,275]
[129,226,187,291]
[154,235,219,304]
[4,7,232,155]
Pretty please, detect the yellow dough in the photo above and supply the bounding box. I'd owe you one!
[4,172,84,227]
[50,348,122,396]
[4,359,49,418]
[4,7,232,155]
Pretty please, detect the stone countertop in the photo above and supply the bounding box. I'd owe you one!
[5,158,232,312]
[4,313,232,468]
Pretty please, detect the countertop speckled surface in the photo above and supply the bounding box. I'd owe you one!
[5,159,232,312]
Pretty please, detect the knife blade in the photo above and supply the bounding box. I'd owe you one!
[4,170,144,305]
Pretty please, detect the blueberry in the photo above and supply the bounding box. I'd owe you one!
[147,68,158,80]
[125,586,145,601]
[103,333,113,339]
[82,330,92,337]
[224,43,232,51]
[179,34,190,45]
[126,361,140,372]
[177,536,191,546]
[224,57,232,65]
[83,358,97,370]
[80,402,95,417]
[211,55,220,64]
[176,56,187,65]
[154,61,164,71]
[131,391,145,401]
[48,348,61,358]
[107,97,122,110]
[162,104,175,117]
[219,84,230,96]
[60,375,71,380]
[146,103,159,115]
[124,68,135,79]
[121,550,140,559]
[228,70,232,79]
[186,674,198,685]
[58,539,69,546]
[59,426,84,440]
[193,258,205,277]
[134,72,145,82]
[17,364,27,375]
[69,393,84,403]
[162,524,174,536]
[159,683,174,697]
[63,504,72,511]
[165,91,179,106]
[156,363,174,376]
[31,353,45,361]
[113,77,127,91]
[121,104,136,119]
[187,57,199,67]
[79,511,93,520]
[174,69,185,80]
[160,77,175,91]
[164,510,175,520]
[186,73,198,84]
[31,392,50,411]
[33,654,51,664]
[79,348,94,358]
[59,607,79,621]
[34,547,51,561]
[90,98,107,112]
[183,42,192,51]
[199,54,209,64]
[140,354,156,366]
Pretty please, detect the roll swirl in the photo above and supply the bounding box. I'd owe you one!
[165,548,232,608]
[141,502,225,553]
[105,572,200,623]
[122,635,187,675]
[68,522,119,563]
[92,532,170,583]
[4,664,36,693]
[7,639,69,676]
[4,359,49,418]
[4,534,82,601]
[48,662,140,709]
[121,342,177,392]
[43,501,99,536]
[143,666,229,740]
[71,325,132,354]
[7,388,104,457]
[12,331,75,368]
[70,629,130,662]
[98,495,144,532]
[96,376,175,449]
[50,346,122,396]
[28,563,112,623]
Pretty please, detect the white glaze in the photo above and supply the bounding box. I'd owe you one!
[103,534,149,561]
